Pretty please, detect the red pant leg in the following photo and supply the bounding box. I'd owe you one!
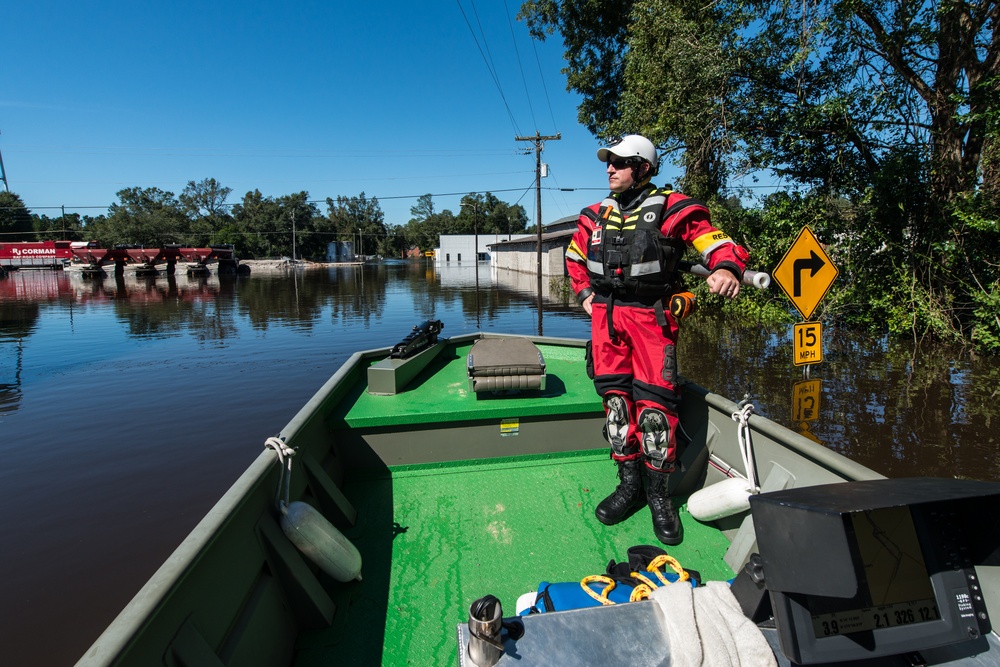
[591,301,680,469]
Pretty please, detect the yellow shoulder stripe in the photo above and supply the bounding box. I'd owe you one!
[692,231,731,255]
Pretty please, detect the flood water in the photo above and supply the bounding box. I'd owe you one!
[2,262,998,666]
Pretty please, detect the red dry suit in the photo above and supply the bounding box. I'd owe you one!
[565,185,748,470]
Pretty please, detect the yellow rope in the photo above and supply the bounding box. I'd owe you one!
[580,575,617,606]
[629,581,654,601]
[648,554,689,586]
[578,554,690,606]
[630,571,658,589]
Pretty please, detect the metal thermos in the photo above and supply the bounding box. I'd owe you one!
[467,596,504,666]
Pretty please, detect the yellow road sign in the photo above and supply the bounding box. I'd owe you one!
[773,226,839,320]
[793,322,823,366]
[791,379,822,422]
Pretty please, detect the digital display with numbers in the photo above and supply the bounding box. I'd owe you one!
[812,598,940,637]
[809,506,939,639]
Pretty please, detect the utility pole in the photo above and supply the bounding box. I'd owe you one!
[515,131,560,331]
[473,201,481,329]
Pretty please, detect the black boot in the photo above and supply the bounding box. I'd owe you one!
[595,458,644,525]
[646,468,683,545]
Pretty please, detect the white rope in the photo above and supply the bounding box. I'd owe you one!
[264,436,296,513]
[732,401,759,492]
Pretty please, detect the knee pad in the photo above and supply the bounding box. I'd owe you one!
[637,408,673,470]
[602,394,632,457]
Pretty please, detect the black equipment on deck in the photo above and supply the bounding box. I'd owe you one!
[390,320,444,359]
[750,477,1000,665]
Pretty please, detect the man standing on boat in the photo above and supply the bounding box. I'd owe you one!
[566,134,748,545]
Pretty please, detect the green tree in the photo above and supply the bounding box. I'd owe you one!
[404,194,445,251]
[617,0,732,198]
[727,0,999,207]
[520,0,732,199]
[521,0,1000,350]
[325,192,387,257]
[277,192,319,260]
[31,211,86,241]
[180,178,232,218]
[728,1,1000,342]
[231,190,285,258]
[410,194,436,222]
[0,192,34,241]
[456,193,529,235]
[95,187,188,247]
[180,178,234,246]
[523,0,1000,208]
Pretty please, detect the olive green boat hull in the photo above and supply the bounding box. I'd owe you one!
[76,333,1000,666]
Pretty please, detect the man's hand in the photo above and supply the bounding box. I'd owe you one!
[706,270,741,299]
[582,293,595,316]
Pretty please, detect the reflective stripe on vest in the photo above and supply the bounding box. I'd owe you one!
[585,189,685,294]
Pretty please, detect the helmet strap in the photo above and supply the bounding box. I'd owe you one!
[633,162,653,188]
[616,182,655,211]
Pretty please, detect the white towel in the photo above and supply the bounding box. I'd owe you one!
[651,581,777,667]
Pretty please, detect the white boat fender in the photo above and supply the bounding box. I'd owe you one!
[690,401,761,522]
[687,476,755,522]
[280,500,363,582]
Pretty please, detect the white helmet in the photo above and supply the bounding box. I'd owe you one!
[597,134,658,167]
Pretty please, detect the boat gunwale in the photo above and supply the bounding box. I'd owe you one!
[684,382,885,484]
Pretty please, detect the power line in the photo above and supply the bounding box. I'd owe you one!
[503,0,538,132]
[455,0,522,135]
[10,186,584,214]
[2,145,520,159]
[529,36,559,134]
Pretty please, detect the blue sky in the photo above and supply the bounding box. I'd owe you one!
[1,0,691,228]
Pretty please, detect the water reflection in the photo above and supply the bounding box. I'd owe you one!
[0,301,39,416]
[0,336,24,415]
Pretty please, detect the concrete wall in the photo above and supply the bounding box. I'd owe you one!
[488,233,571,278]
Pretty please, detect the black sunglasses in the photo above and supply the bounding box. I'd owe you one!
[607,157,636,170]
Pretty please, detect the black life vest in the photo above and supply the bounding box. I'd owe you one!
[584,189,692,298]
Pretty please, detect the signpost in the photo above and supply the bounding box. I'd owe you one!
[775,226,838,429]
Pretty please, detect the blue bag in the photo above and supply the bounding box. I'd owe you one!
[520,545,700,615]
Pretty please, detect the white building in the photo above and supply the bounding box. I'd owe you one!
[433,234,514,265]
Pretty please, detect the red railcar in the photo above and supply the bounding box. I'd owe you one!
[0,240,93,269]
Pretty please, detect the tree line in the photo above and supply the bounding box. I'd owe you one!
[0,183,530,261]
[521,0,1000,353]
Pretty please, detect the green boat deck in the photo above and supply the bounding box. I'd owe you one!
[294,450,735,666]
[336,342,604,429]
